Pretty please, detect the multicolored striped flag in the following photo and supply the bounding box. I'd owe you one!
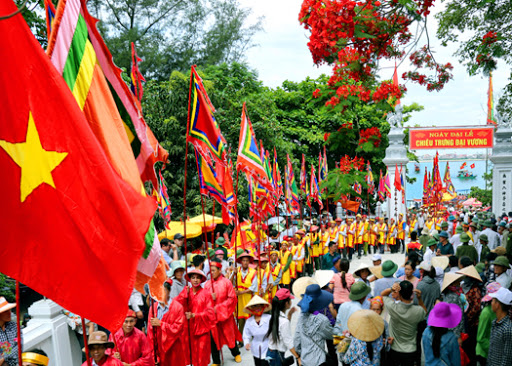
[47,0,168,303]
[286,154,300,213]
[43,0,56,39]
[300,154,307,194]
[273,147,283,198]
[47,0,168,189]
[130,42,145,103]
[443,162,456,196]
[237,103,272,190]
[310,164,323,210]
[423,167,429,205]
[366,162,374,194]
[353,181,362,195]
[188,66,227,167]
[157,170,171,224]
[378,170,386,201]
[487,72,497,125]
[384,169,391,198]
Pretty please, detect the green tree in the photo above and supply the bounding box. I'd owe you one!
[436,0,512,119]
[469,170,492,206]
[89,0,262,79]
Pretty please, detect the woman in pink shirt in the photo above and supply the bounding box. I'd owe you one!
[329,258,355,310]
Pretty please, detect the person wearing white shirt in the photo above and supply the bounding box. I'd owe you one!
[243,297,272,365]
[266,289,300,365]
[481,221,500,250]
[450,226,463,253]
[423,239,437,264]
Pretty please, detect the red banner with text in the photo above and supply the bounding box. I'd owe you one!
[409,127,494,150]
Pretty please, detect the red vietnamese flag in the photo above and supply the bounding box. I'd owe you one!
[470,163,475,169]
[0,1,155,331]
[394,164,402,191]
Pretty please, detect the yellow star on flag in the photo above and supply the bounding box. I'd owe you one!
[0,112,68,202]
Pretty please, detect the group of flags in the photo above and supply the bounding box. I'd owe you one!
[422,152,457,205]
[460,162,476,170]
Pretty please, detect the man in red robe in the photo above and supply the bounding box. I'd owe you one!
[175,269,217,366]
[81,331,123,366]
[205,259,243,365]
[147,279,187,366]
[106,310,152,366]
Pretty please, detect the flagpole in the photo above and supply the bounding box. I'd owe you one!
[15,281,22,366]
[211,199,216,245]
[81,317,91,366]
[183,66,194,365]
[233,168,241,325]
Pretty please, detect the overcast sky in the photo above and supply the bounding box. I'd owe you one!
[239,0,510,131]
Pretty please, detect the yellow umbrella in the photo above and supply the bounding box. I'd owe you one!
[158,221,203,241]
[189,214,224,226]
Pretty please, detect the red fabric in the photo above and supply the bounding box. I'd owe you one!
[175,287,217,366]
[106,327,152,366]
[0,0,155,331]
[147,300,187,366]
[82,355,123,366]
[204,275,243,349]
[407,242,422,250]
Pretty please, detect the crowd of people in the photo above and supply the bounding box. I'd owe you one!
[4,207,512,366]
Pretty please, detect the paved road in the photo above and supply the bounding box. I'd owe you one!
[221,251,407,365]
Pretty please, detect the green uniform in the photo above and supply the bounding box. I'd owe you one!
[456,244,478,264]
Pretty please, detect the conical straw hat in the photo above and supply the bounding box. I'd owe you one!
[431,256,449,270]
[348,310,385,342]
[441,273,464,292]
[370,266,383,279]
[243,295,271,314]
[313,270,335,289]
[456,265,482,282]
[292,276,318,298]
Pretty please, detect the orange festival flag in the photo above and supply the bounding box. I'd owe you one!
[0,0,156,331]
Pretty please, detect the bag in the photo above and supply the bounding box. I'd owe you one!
[278,353,295,366]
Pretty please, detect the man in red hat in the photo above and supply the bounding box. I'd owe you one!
[175,270,216,366]
[147,279,187,366]
[107,310,152,365]
[205,259,243,365]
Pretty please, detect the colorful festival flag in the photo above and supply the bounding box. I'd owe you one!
[310,164,323,210]
[157,170,171,224]
[487,72,497,125]
[130,42,145,103]
[237,103,272,190]
[273,147,283,198]
[443,162,456,196]
[0,1,157,331]
[384,170,392,198]
[300,154,307,194]
[43,0,56,39]
[378,170,385,201]
[47,0,168,305]
[392,62,400,107]
[366,162,374,194]
[187,66,227,167]
[353,181,362,195]
[286,154,300,212]
[422,167,429,204]
[47,0,168,188]
[460,162,467,170]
